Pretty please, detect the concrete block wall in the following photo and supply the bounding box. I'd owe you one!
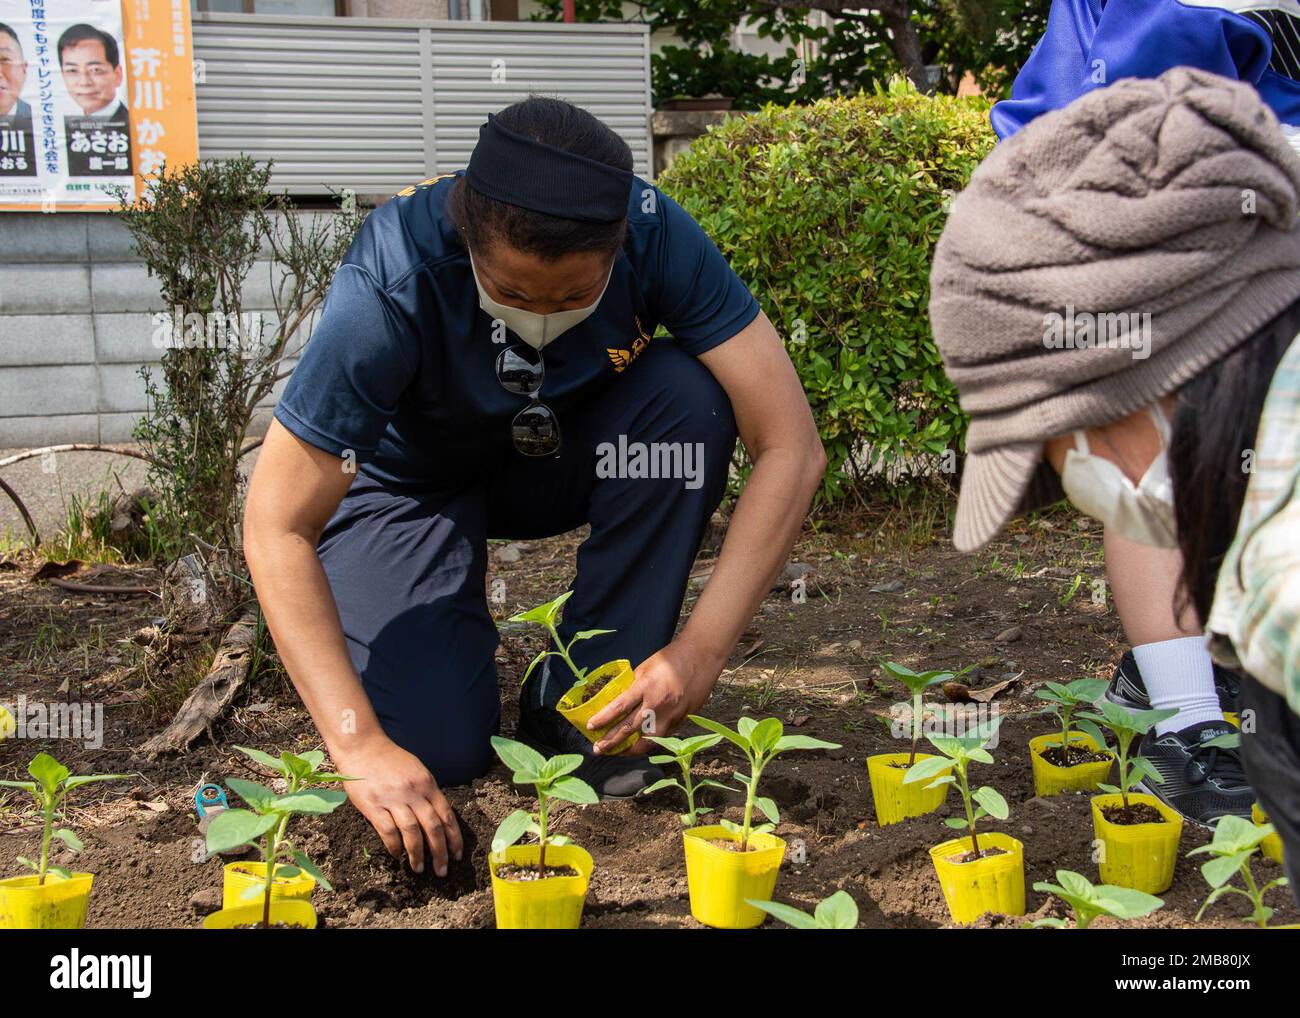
[0,213,314,449]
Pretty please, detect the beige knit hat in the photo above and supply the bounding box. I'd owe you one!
[929,67,1300,552]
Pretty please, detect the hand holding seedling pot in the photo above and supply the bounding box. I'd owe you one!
[906,718,1025,924]
[511,592,638,753]
[639,733,730,826]
[0,753,129,929]
[202,747,353,929]
[868,662,954,825]
[682,714,840,929]
[1078,702,1182,894]
[488,736,598,929]
[1189,814,1290,928]
[1029,870,1163,929]
[1030,678,1113,796]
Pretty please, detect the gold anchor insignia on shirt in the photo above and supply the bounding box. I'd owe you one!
[608,316,653,373]
[395,173,455,198]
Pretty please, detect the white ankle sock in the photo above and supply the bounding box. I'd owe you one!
[1131,636,1223,735]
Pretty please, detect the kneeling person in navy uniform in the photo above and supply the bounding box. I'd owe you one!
[244,98,826,876]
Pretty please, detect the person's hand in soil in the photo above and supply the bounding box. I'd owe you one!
[335,736,464,876]
[588,638,719,755]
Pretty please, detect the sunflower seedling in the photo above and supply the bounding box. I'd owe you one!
[509,591,613,699]
[903,718,1007,858]
[746,889,859,929]
[881,661,953,766]
[1030,869,1163,928]
[0,752,129,884]
[1035,678,1108,762]
[688,714,840,850]
[1077,701,1177,809]
[204,747,352,929]
[640,733,731,826]
[1189,814,1290,928]
[490,736,598,877]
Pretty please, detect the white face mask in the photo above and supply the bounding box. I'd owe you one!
[1059,404,1178,548]
[469,250,613,351]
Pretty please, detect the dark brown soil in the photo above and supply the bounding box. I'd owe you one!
[953,845,1010,864]
[3,508,1296,929]
[1101,802,1167,826]
[495,863,582,881]
[1040,744,1111,767]
[232,921,309,929]
[579,667,621,703]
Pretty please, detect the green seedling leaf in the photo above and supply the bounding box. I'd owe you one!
[539,755,584,782]
[813,890,860,928]
[688,714,749,753]
[272,789,347,815]
[746,899,819,929]
[773,734,842,753]
[234,745,287,774]
[754,796,780,824]
[205,808,279,855]
[52,829,83,853]
[226,778,279,812]
[508,590,573,626]
[548,776,599,806]
[641,778,685,796]
[972,786,1008,821]
[291,851,333,892]
[28,752,70,794]
[901,755,951,785]
[490,736,547,776]
[492,809,534,853]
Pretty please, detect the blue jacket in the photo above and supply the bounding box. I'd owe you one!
[992,0,1300,140]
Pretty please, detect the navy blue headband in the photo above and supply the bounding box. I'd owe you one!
[465,114,632,224]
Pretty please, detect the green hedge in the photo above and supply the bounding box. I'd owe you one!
[659,81,996,504]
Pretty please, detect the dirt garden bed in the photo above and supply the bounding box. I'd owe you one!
[1,509,1292,929]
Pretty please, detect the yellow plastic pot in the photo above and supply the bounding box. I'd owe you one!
[1028,732,1113,797]
[0,704,14,741]
[682,825,785,929]
[557,659,638,755]
[1253,803,1285,865]
[490,843,593,929]
[221,861,316,910]
[1091,793,1183,893]
[867,752,951,825]
[203,899,318,929]
[929,832,1025,925]
[0,872,94,929]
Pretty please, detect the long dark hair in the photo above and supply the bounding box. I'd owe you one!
[1169,293,1300,624]
[447,96,632,260]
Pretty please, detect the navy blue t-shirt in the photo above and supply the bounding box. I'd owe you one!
[275,172,761,488]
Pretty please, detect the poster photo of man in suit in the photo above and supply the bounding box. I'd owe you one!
[57,22,132,178]
[0,21,35,178]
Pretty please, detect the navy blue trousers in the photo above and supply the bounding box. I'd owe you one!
[317,342,736,785]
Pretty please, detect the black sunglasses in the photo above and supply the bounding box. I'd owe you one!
[495,344,561,457]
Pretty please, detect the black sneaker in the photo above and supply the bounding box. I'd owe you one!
[1106,649,1242,715]
[1137,720,1254,826]
[516,704,662,800]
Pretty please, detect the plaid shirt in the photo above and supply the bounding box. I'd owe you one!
[1208,330,1300,714]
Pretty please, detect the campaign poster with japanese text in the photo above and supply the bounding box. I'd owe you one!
[0,0,198,211]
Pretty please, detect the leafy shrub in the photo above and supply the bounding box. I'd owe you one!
[659,81,995,504]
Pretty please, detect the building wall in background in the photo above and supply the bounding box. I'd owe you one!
[0,14,651,448]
